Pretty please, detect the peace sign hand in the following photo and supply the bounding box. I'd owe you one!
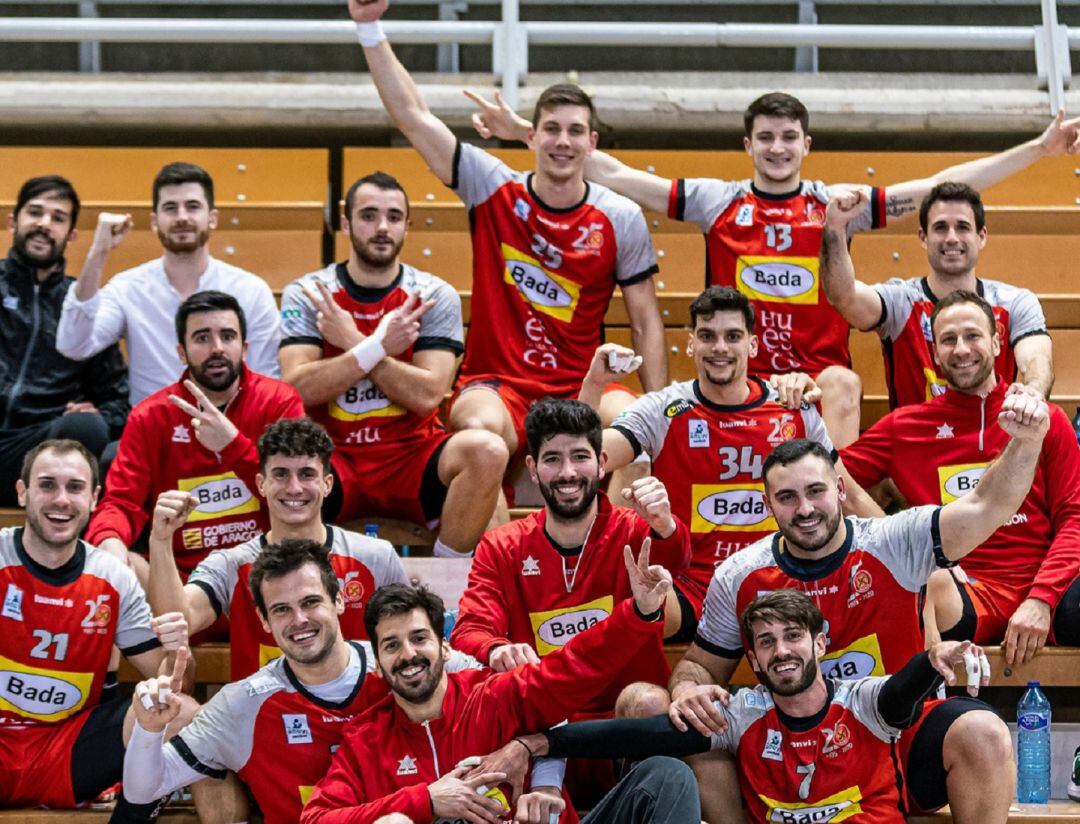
[168,380,239,453]
[623,537,672,617]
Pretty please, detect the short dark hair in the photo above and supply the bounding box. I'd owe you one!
[532,83,598,132]
[689,286,755,333]
[762,439,835,489]
[15,175,81,228]
[524,397,602,461]
[364,583,445,650]
[929,289,997,341]
[918,182,985,233]
[258,418,334,475]
[249,538,339,619]
[153,162,215,210]
[344,171,409,220]
[743,92,809,138]
[175,290,247,344]
[740,589,824,648]
[20,439,99,489]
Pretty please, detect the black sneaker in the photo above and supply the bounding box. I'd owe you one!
[1069,745,1080,802]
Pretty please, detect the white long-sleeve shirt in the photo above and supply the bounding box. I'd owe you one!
[57,256,281,405]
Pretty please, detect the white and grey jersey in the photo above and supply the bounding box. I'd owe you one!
[677,178,875,237]
[696,507,942,657]
[187,525,407,618]
[279,262,464,354]
[874,276,1048,344]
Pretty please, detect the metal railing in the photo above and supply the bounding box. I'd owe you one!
[0,0,1071,113]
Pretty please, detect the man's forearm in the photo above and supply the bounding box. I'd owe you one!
[630,313,668,393]
[669,657,719,698]
[147,536,192,626]
[544,714,711,760]
[74,247,109,300]
[876,651,940,729]
[369,357,451,417]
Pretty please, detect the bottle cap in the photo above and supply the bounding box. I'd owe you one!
[1027,680,1041,687]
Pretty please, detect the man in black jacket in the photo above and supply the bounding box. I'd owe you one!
[0,175,129,506]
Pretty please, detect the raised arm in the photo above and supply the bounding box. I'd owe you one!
[883,110,1080,220]
[820,190,885,331]
[939,392,1050,560]
[349,0,457,184]
[621,279,668,392]
[146,491,218,635]
[1014,335,1054,400]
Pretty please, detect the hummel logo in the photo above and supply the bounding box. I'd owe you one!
[522,556,541,577]
[172,424,192,443]
[936,423,954,439]
[397,755,417,776]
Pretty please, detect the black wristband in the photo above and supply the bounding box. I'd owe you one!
[512,737,535,758]
[633,602,664,622]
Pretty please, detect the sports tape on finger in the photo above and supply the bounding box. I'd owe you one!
[962,650,980,685]
[158,686,171,706]
[139,690,156,711]
[607,350,643,374]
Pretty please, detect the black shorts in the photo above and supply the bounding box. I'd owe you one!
[905,696,995,813]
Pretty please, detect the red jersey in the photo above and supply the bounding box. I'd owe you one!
[873,277,1048,409]
[450,493,690,707]
[0,528,158,728]
[715,678,907,823]
[669,178,885,376]
[86,367,305,575]
[696,508,944,678]
[279,263,464,448]
[453,142,658,399]
[301,599,665,824]
[611,377,834,608]
[187,526,408,679]
[841,380,1080,610]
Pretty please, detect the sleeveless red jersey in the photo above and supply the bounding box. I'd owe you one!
[0,529,158,728]
[873,277,1047,409]
[669,178,885,376]
[453,142,658,399]
[612,377,834,607]
[696,508,944,678]
[715,678,907,823]
[187,525,408,680]
[280,263,464,448]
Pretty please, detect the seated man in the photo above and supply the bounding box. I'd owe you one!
[821,182,1052,409]
[666,393,1046,822]
[57,161,281,405]
[86,291,304,576]
[0,439,202,821]
[280,171,507,557]
[299,552,700,823]
[147,416,409,679]
[349,0,668,470]
[0,175,128,506]
[124,539,508,824]
[583,286,881,639]
[840,289,1080,663]
[514,590,1011,824]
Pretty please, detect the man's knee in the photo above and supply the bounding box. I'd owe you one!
[944,710,1013,772]
[630,755,697,790]
[817,366,862,401]
[449,430,509,478]
[614,682,670,719]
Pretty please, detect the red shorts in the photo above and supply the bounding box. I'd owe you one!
[331,433,451,526]
[952,571,1027,644]
[0,698,127,807]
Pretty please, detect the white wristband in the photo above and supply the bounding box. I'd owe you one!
[351,336,388,373]
[356,21,387,47]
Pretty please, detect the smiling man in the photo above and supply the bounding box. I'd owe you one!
[145,416,408,680]
[841,290,1080,665]
[85,291,304,581]
[0,175,129,507]
[821,182,1053,409]
[57,162,281,405]
[346,0,667,472]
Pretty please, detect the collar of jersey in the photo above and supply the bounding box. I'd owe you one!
[525,174,590,214]
[259,525,336,551]
[335,262,404,304]
[773,679,836,732]
[692,376,768,413]
[281,639,369,710]
[540,491,610,557]
[16,527,86,586]
[770,517,854,582]
[920,276,985,303]
[940,378,1007,409]
[749,182,803,202]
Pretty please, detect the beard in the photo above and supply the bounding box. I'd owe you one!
[158,225,209,254]
[939,357,994,392]
[538,475,601,522]
[351,231,404,268]
[187,353,242,392]
[284,626,337,667]
[24,503,89,551]
[13,228,66,269]
[758,655,819,697]
[384,654,443,704]
[779,506,843,555]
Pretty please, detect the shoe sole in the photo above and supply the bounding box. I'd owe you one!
[1069,780,1080,802]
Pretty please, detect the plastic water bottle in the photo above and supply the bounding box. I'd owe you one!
[1017,681,1051,803]
[442,609,458,641]
[364,523,378,540]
